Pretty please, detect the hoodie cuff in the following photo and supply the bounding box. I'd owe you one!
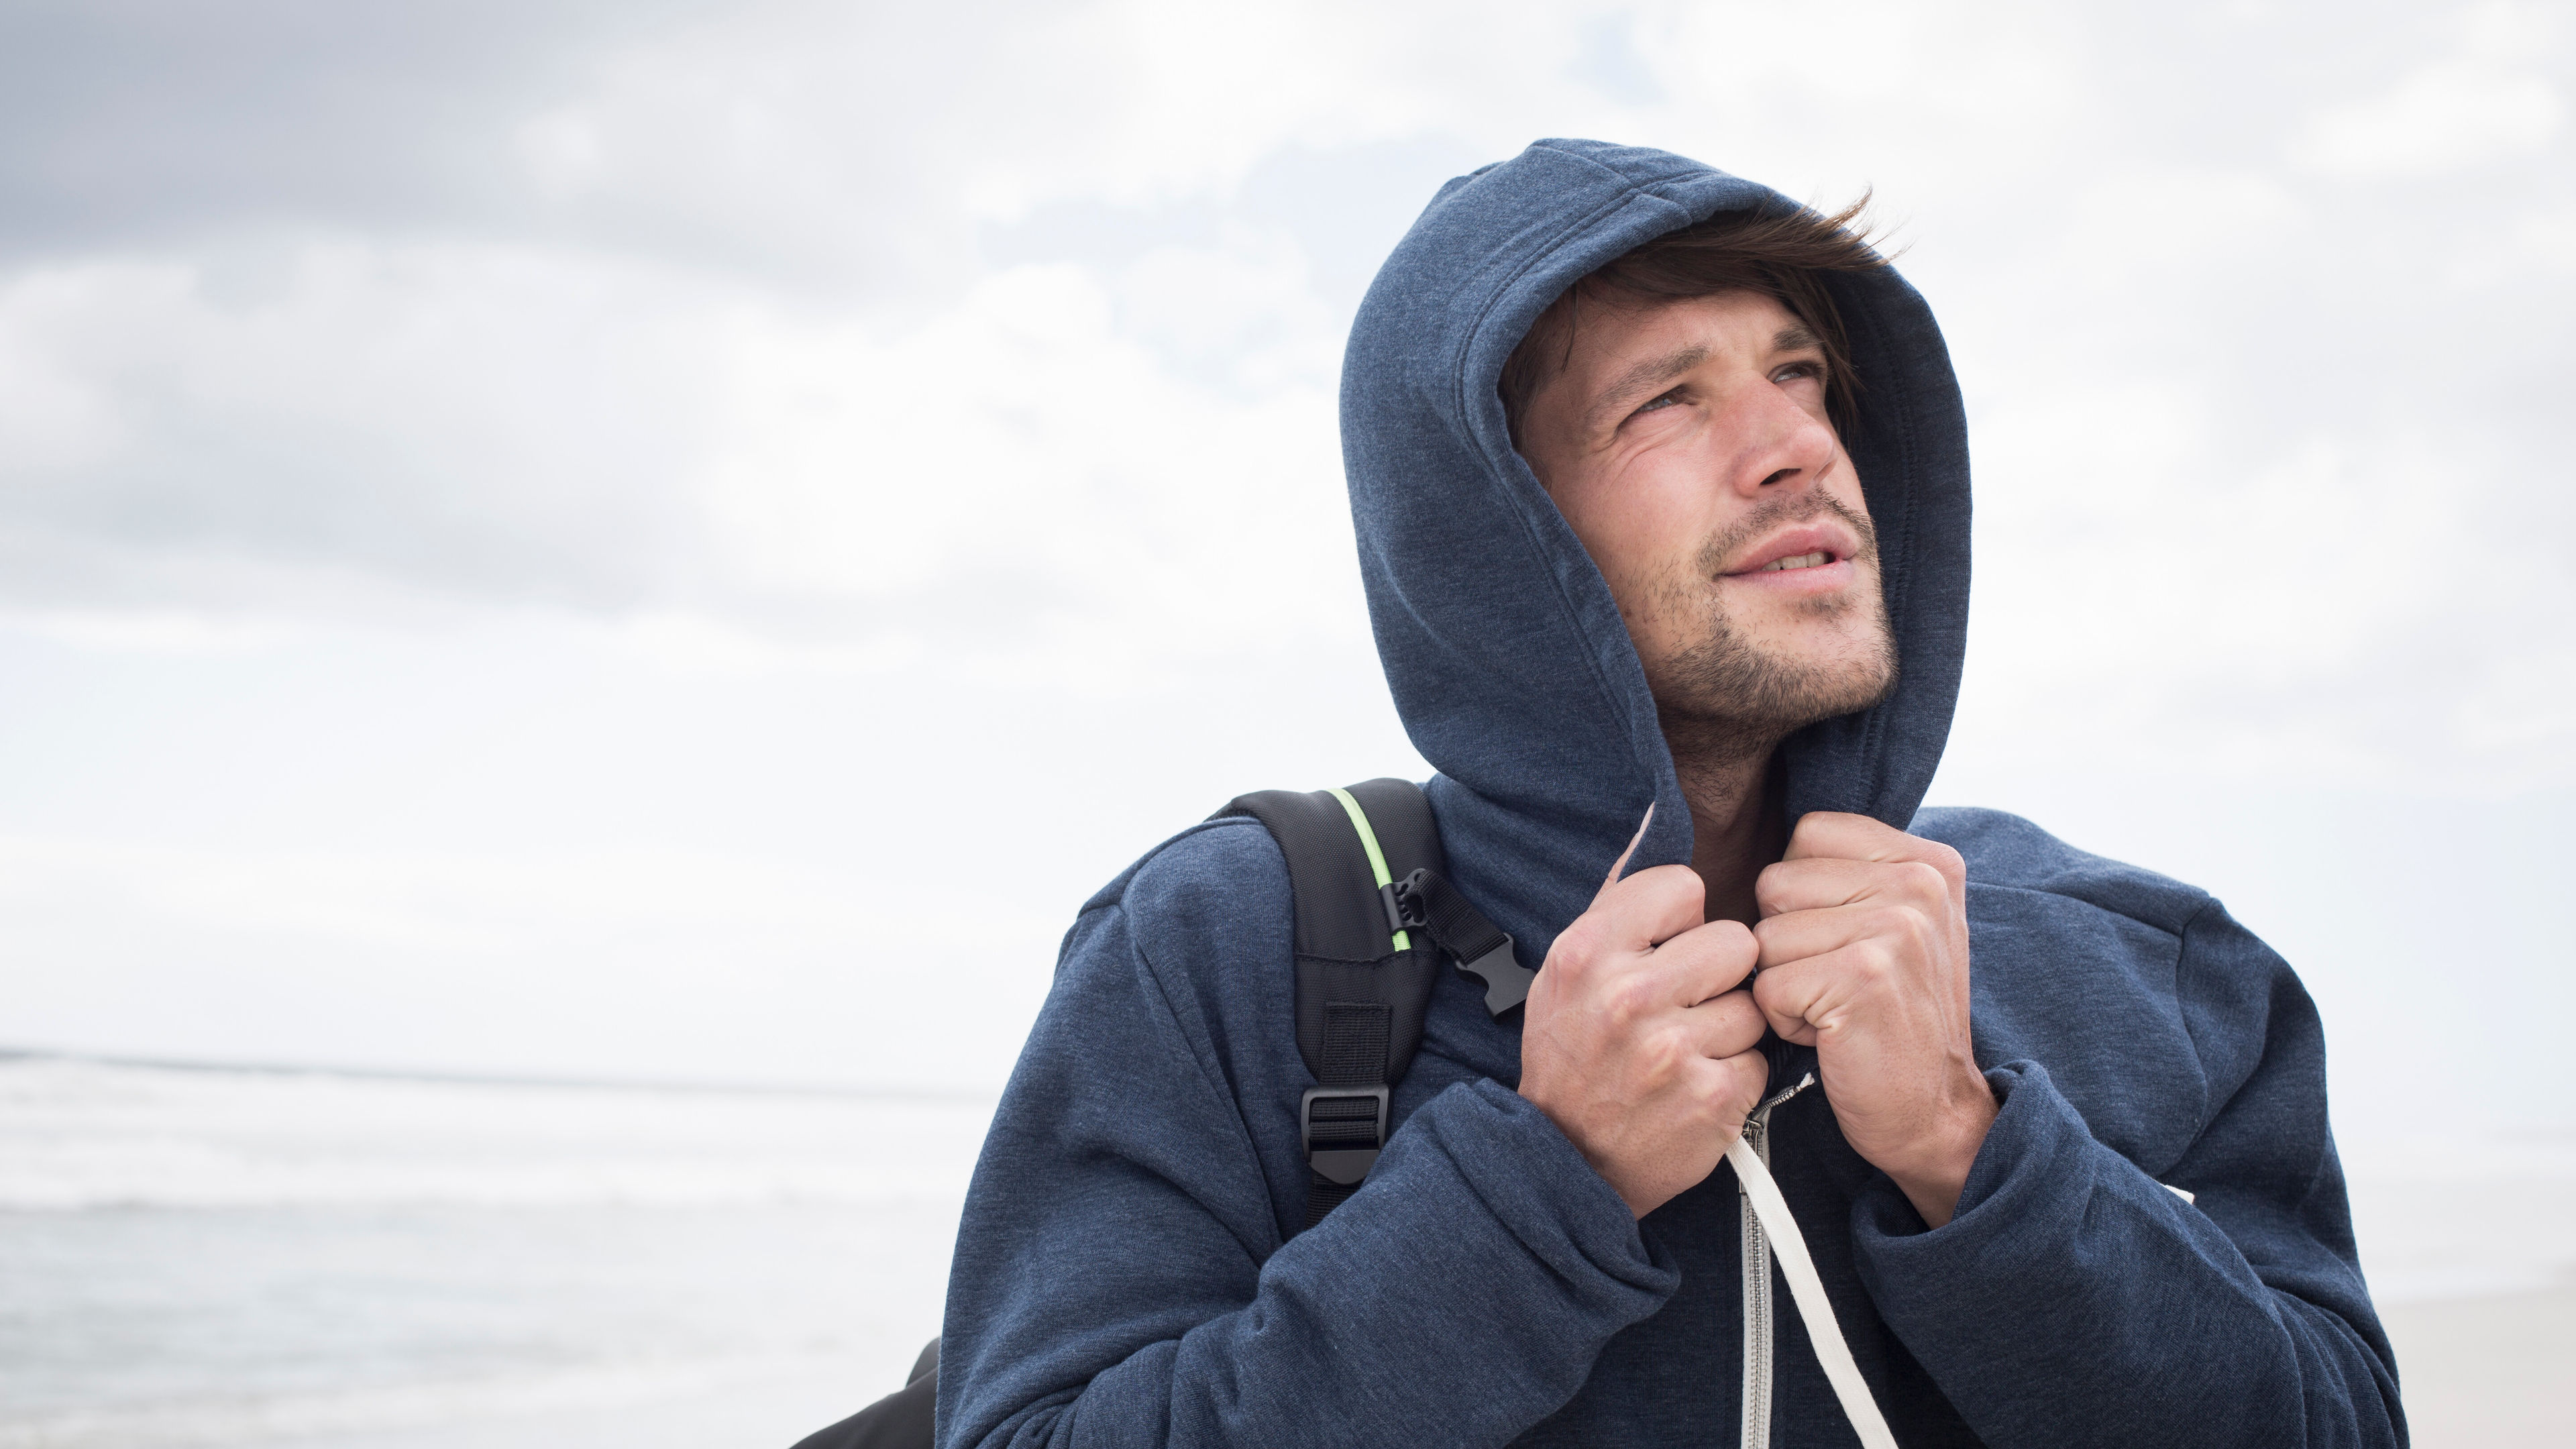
[1848,1059,2089,1263]
[1385,1077,1680,1300]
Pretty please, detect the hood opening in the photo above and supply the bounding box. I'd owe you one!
[1338,138,1972,964]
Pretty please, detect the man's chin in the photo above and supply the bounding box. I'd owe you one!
[1733,626,1896,696]
[1654,622,1898,744]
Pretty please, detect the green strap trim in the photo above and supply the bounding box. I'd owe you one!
[1326,786,1411,953]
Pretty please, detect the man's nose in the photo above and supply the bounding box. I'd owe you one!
[1724,386,1837,497]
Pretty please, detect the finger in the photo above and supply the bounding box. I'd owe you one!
[1678,988,1766,1061]
[1783,812,1968,895]
[1750,975,1821,1046]
[1690,1046,1772,1127]
[1748,947,1876,1045]
[1633,917,1758,1004]
[1750,905,1880,969]
[1755,856,1952,920]
[1599,800,1656,896]
[1578,862,1707,953]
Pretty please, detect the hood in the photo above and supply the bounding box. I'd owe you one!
[1340,138,1972,966]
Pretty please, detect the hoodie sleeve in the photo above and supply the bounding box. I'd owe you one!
[934,830,1679,1449]
[1847,900,2406,1448]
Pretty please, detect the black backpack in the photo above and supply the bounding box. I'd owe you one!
[790,780,1532,1449]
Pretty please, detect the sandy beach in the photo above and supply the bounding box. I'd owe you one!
[2380,1283,2573,1447]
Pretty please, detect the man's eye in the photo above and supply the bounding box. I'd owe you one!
[1774,361,1825,385]
[1633,391,1682,416]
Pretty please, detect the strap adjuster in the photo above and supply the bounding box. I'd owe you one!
[1379,869,1431,934]
[1300,1085,1389,1186]
[1379,867,1532,1016]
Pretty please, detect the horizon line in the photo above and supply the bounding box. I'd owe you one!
[0,1044,1000,1104]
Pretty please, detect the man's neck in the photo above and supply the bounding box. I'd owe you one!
[1670,739,1786,926]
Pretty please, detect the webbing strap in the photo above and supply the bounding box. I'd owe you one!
[1305,1000,1391,1226]
[1316,1002,1389,1086]
[1304,1174,1360,1227]
[1409,873,1509,965]
[1723,1134,1898,1449]
[1385,867,1532,1016]
[1305,1093,1385,1141]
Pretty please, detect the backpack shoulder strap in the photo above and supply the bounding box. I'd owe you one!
[1326,780,1534,1014]
[1215,778,1529,1230]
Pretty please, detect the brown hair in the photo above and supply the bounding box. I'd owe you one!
[1499,197,1889,444]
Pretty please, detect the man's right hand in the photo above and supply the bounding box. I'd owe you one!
[1516,829,1770,1219]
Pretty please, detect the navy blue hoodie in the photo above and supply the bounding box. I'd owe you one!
[937,140,2404,1448]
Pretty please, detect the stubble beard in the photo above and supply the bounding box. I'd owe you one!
[1648,489,1900,775]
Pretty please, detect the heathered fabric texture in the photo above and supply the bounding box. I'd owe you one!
[936,140,2404,1448]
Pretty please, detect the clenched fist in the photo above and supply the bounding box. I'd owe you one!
[1752,812,1994,1227]
[1518,815,1772,1218]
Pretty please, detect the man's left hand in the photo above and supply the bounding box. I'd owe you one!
[1751,812,1996,1228]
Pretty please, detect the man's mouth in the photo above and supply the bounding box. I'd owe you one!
[1760,550,1833,572]
[1719,522,1862,578]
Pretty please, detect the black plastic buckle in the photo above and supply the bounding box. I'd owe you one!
[1458,936,1533,1015]
[1379,868,1431,935]
[1300,1085,1389,1186]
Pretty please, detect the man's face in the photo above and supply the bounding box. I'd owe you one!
[1517,289,1896,752]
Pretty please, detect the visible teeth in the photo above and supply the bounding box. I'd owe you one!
[1762,551,1829,572]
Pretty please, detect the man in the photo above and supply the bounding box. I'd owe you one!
[936,140,2403,1447]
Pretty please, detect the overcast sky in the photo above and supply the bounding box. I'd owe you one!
[0,0,2567,1139]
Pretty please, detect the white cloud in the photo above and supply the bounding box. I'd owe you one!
[1,0,2571,1090]
[702,255,1358,663]
[0,241,714,609]
[0,235,1363,668]
[1960,365,2572,790]
[2290,4,2565,179]
[2066,166,2307,266]
[5,0,2567,774]
[1,607,292,655]
[2294,65,2560,178]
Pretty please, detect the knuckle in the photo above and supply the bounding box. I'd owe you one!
[1549,920,1605,971]
[1640,1028,1687,1077]
[1749,977,1793,1024]
[1601,973,1657,1023]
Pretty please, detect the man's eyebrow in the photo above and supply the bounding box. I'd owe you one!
[1774,323,1824,356]
[1581,344,1707,437]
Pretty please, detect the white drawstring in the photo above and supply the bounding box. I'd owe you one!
[1723,1133,1899,1449]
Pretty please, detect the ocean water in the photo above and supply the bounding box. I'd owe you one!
[3,1054,2569,1447]
[0,1057,983,1448]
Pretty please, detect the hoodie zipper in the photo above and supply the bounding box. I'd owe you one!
[1738,1071,1816,1449]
